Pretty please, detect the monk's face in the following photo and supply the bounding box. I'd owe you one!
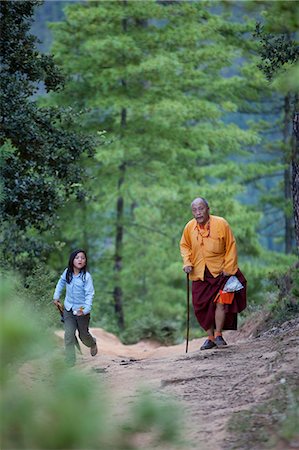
[191,200,210,225]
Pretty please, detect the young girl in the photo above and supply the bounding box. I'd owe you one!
[53,249,97,366]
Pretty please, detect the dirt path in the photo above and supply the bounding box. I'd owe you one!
[56,318,299,450]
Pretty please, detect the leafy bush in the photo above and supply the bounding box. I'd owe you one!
[267,263,299,324]
[0,274,184,450]
[121,314,181,345]
[240,251,298,308]
[22,263,58,328]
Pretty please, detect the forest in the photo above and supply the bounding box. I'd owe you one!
[1,0,298,344]
[1,1,299,450]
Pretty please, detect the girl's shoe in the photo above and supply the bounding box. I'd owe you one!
[90,341,98,356]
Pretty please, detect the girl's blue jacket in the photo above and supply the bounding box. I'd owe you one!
[53,269,95,314]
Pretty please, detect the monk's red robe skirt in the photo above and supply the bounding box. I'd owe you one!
[192,267,247,331]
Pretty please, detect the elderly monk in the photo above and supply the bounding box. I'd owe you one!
[180,197,247,350]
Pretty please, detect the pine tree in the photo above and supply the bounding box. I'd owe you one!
[219,1,298,254]
[260,0,299,253]
[254,21,299,253]
[50,1,261,336]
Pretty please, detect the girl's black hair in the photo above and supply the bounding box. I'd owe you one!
[66,249,88,284]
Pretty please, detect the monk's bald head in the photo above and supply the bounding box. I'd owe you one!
[191,197,209,208]
[191,197,210,225]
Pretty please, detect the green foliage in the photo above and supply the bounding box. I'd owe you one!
[266,263,299,324]
[0,0,96,274]
[241,253,298,307]
[273,62,299,92]
[121,314,181,345]
[252,2,299,253]
[0,139,15,202]
[254,22,299,81]
[0,274,184,450]
[49,0,264,336]
[0,274,54,380]
[22,263,59,327]
[122,390,183,445]
[258,0,299,34]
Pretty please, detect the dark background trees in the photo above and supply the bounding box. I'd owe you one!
[0,0,95,273]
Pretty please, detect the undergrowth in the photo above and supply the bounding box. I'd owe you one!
[0,273,186,450]
[226,374,299,450]
[267,263,299,325]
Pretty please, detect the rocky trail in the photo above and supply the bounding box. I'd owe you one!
[56,317,299,450]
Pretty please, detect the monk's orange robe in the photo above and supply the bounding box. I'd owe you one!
[180,215,238,281]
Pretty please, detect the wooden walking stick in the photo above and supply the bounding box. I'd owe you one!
[185,273,190,353]
[55,302,65,323]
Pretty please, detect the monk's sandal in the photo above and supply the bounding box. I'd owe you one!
[215,336,227,347]
[200,339,217,350]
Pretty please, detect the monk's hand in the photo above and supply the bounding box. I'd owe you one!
[183,266,193,274]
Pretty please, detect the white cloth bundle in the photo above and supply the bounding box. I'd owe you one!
[223,276,243,292]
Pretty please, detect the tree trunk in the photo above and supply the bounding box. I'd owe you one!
[113,113,126,330]
[283,94,293,253]
[292,157,299,251]
[284,166,293,253]
[113,172,125,329]
[112,7,128,330]
[292,106,299,252]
